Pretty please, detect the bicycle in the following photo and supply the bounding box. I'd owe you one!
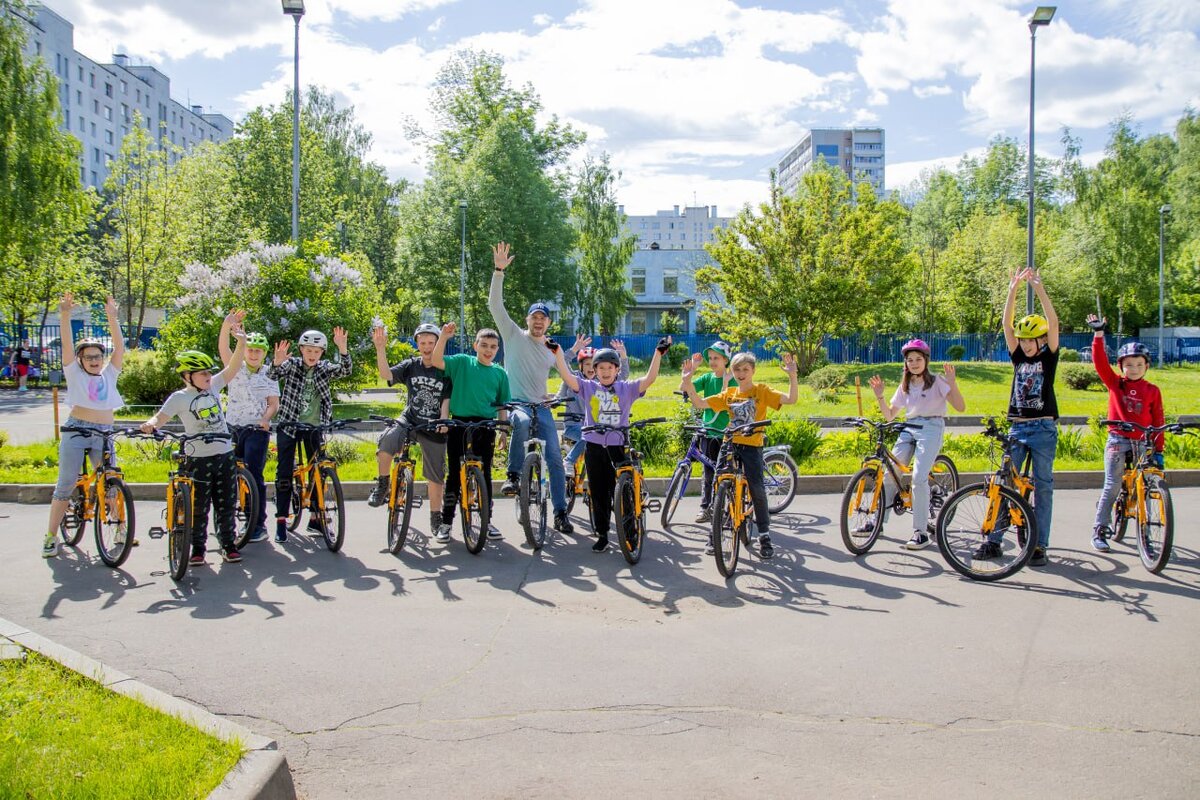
[580,418,667,565]
[57,425,137,568]
[499,398,568,550]
[226,424,266,551]
[1102,420,1197,574]
[439,417,511,555]
[709,419,782,577]
[138,429,234,581]
[934,418,1038,582]
[560,411,589,517]
[277,419,360,553]
[838,417,959,555]
[368,414,438,554]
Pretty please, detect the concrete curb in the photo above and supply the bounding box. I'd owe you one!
[0,616,296,800]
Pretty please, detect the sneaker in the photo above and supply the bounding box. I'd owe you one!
[758,534,774,560]
[1091,526,1112,553]
[592,534,609,552]
[367,476,390,508]
[973,541,1002,560]
[554,511,575,534]
[854,520,877,534]
[904,532,931,551]
[307,515,327,534]
[222,548,243,563]
[113,527,127,546]
[42,534,58,558]
[487,524,503,540]
[247,527,269,544]
[695,507,713,524]
[434,523,452,544]
[274,519,288,544]
[501,474,520,497]
[1029,547,1048,567]
[704,538,715,556]
[189,550,206,566]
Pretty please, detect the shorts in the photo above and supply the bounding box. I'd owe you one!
[378,423,447,484]
[15,364,29,377]
[54,417,115,500]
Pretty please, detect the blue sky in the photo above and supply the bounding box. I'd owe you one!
[49,0,1200,214]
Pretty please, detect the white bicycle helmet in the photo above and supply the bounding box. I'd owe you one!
[413,323,440,341]
[297,329,327,350]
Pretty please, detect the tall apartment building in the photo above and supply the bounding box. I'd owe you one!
[16,3,234,191]
[776,128,885,199]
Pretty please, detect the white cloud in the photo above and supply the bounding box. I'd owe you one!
[913,84,952,99]
[532,13,552,27]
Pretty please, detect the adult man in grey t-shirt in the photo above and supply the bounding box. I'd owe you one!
[488,241,573,534]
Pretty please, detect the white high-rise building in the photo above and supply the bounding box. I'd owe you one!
[776,128,885,198]
[16,3,234,191]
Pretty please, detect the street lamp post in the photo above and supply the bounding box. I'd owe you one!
[1159,203,1171,367]
[1025,5,1055,314]
[281,1,306,243]
[459,200,468,350]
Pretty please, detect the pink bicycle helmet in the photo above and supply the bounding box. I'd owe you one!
[576,347,595,363]
[901,339,931,357]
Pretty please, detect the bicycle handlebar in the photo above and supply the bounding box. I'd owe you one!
[1100,419,1193,437]
[496,398,567,411]
[368,414,444,432]
[132,429,232,445]
[432,418,511,431]
[841,417,923,432]
[277,418,361,434]
[581,417,668,435]
[60,425,139,439]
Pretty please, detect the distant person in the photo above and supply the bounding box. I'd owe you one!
[10,339,33,392]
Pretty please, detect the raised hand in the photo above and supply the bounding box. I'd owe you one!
[104,295,119,319]
[492,241,514,271]
[680,356,697,378]
[610,338,627,357]
[868,374,885,397]
[371,325,388,348]
[690,352,703,369]
[655,335,672,354]
[274,340,291,365]
[545,339,561,353]
[441,321,456,338]
[942,363,957,383]
[1086,314,1107,332]
[572,333,592,352]
[781,353,797,374]
[59,292,75,315]
[231,321,246,340]
[332,326,348,350]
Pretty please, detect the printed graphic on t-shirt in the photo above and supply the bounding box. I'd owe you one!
[1011,362,1045,411]
[188,392,226,431]
[591,387,622,426]
[86,374,109,404]
[300,370,316,409]
[1122,386,1145,416]
[728,397,757,430]
[407,375,447,422]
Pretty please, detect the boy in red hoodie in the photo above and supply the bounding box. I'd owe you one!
[1086,314,1165,552]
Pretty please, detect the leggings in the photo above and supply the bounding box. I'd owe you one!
[443,418,497,523]
[584,442,626,536]
[275,428,323,518]
[188,452,237,551]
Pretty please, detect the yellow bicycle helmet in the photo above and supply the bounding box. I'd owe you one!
[1013,314,1049,339]
[176,350,216,374]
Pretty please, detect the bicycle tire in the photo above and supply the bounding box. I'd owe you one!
[928,454,959,523]
[839,467,885,555]
[614,472,643,565]
[461,465,489,555]
[169,482,192,581]
[387,466,415,554]
[661,462,691,529]
[59,483,88,546]
[94,477,135,568]
[1138,477,1173,574]
[711,479,741,578]
[565,475,577,515]
[287,476,304,532]
[520,452,548,550]
[936,482,1037,582]
[232,466,259,550]
[1111,488,1130,542]
[318,465,346,552]
[764,451,798,514]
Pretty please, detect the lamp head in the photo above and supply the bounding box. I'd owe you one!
[1160,204,1172,215]
[281,0,305,17]
[459,199,468,209]
[1030,6,1056,26]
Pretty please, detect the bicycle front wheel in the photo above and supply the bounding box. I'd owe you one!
[839,467,885,555]
[764,451,798,514]
[936,482,1037,582]
[1111,488,1130,542]
[317,465,346,552]
[59,483,88,546]
[168,483,193,581]
[1138,477,1173,574]
[387,466,415,554]
[287,476,305,532]
[615,472,644,565]
[711,480,741,578]
[519,451,548,550]
[461,465,489,554]
[927,455,959,523]
[661,462,691,529]
[94,477,135,568]
[232,466,259,550]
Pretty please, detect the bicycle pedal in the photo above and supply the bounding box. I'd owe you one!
[645,499,662,513]
[410,496,424,508]
[147,526,166,539]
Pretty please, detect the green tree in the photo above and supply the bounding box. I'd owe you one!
[1166,109,1200,325]
[907,168,965,331]
[937,208,1029,333]
[171,141,245,265]
[658,311,684,335]
[569,154,635,334]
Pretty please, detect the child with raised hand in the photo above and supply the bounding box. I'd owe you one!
[555,334,629,480]
[550,337,669,552]
[679,340,734,524]
[868,339,966,550]
[681,351,799,559]
[43,293,126,558]
[267,326,352,543]
[1085,314,1165,553]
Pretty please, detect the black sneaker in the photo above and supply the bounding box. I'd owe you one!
[554,511,575,534]
[274,519,288,544]
[367,476,390,507]
[758,534,774,560]
[1029,547,1048,567]
[501,473,520,496]
[592,534,609,552]
[973,541,1002,560]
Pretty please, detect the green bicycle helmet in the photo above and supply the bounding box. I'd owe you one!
[1013,314,1049,339]
[176,350,216,374]
[245,332,269,351]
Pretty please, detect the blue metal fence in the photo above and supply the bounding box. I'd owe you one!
[0,322,159,379]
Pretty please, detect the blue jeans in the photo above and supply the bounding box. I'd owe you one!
[507,404,567,514]
[1093,433,1135,531]
[562,424,585,475]
[885,417,945,533]
[1008,418,1057,548]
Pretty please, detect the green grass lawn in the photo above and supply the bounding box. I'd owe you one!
[0,652,243,800]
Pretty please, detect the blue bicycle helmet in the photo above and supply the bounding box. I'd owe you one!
[1116,342,1150,364]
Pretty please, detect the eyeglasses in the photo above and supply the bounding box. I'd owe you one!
[81,354,105,362]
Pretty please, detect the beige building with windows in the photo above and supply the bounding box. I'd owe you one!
[776,127,885,198]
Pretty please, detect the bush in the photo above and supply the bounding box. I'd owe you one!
[815,388,839,404]
[0,429,7,450]
[807,364,848,391]
[664,342,690,372]
[323,437,366,466]
[630,419,677,468]
[946,344,966,361]
[768,419,823,463]
[1061,363,1101,390]
[817,428,874,460]
[940,432,993,461]
[1058,348,1082,363]
[116,348,181,408]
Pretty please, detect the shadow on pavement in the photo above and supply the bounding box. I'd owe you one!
[42,546,146,619]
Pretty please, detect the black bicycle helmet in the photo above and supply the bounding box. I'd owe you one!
[591,348,620,368]
[1116,342,1150,364]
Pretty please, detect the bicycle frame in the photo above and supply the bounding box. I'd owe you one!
[979,422,1034,534]
[62,427,126,527]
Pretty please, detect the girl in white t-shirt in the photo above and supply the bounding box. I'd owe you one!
[867,339,966,551]
[43,293,127,558]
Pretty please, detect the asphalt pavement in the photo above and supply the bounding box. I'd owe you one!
[1,487,1198,799]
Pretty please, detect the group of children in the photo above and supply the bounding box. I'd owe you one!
[41,264,1171,570]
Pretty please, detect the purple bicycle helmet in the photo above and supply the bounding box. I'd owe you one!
[901,339,931,358]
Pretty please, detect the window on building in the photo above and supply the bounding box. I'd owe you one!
[121,103,128,121]
[81,166,86,183]
[78,117,84,132]
[653,233,662,240]
[93,99,99,113]
[90,122,96,136]
[105,83,112,97]
[120,80,127,94]
[65,110,70,128]
[105,130,113,144]
[35,41,42,55]
[651,222,660,229]
[78,65,83,80]
[679,233,686,242]
[92,147,100,164]
[76,89,81,105]
[630,310,649,335]
[631,268,646,294]
[89,72,95,87]
[190,123,196,135]
[663,269,679,294]
[104,106,112,121]
[90,170,97,184]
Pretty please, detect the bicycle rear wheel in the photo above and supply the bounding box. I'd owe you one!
[232,466,259,550]
[1111,488,1130,542]
[387,466,415,554]
[287,476,305,532]
[711,480,741,578]
[615,472,644,565]
[318,465,346,552]
[661,462,691,529]
[565,475,577,515]
[839,467,885,555]
[169,483,193,581]
[519,451,548,550]
[59,483,88,546]
[927,455,959,523]
[461,465,489,554]
[94,477,135,568]
[936,482,1037,581]
[1138,477,1173,573]
[764,451,798,514]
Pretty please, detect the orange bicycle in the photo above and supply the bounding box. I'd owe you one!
[57,425,137,568]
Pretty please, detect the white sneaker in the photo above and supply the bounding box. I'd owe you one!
[42,534,58,558]
[113,527,126,546]
[487,524,503,539]
[904,532,931,550]
[435,524,452,543]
